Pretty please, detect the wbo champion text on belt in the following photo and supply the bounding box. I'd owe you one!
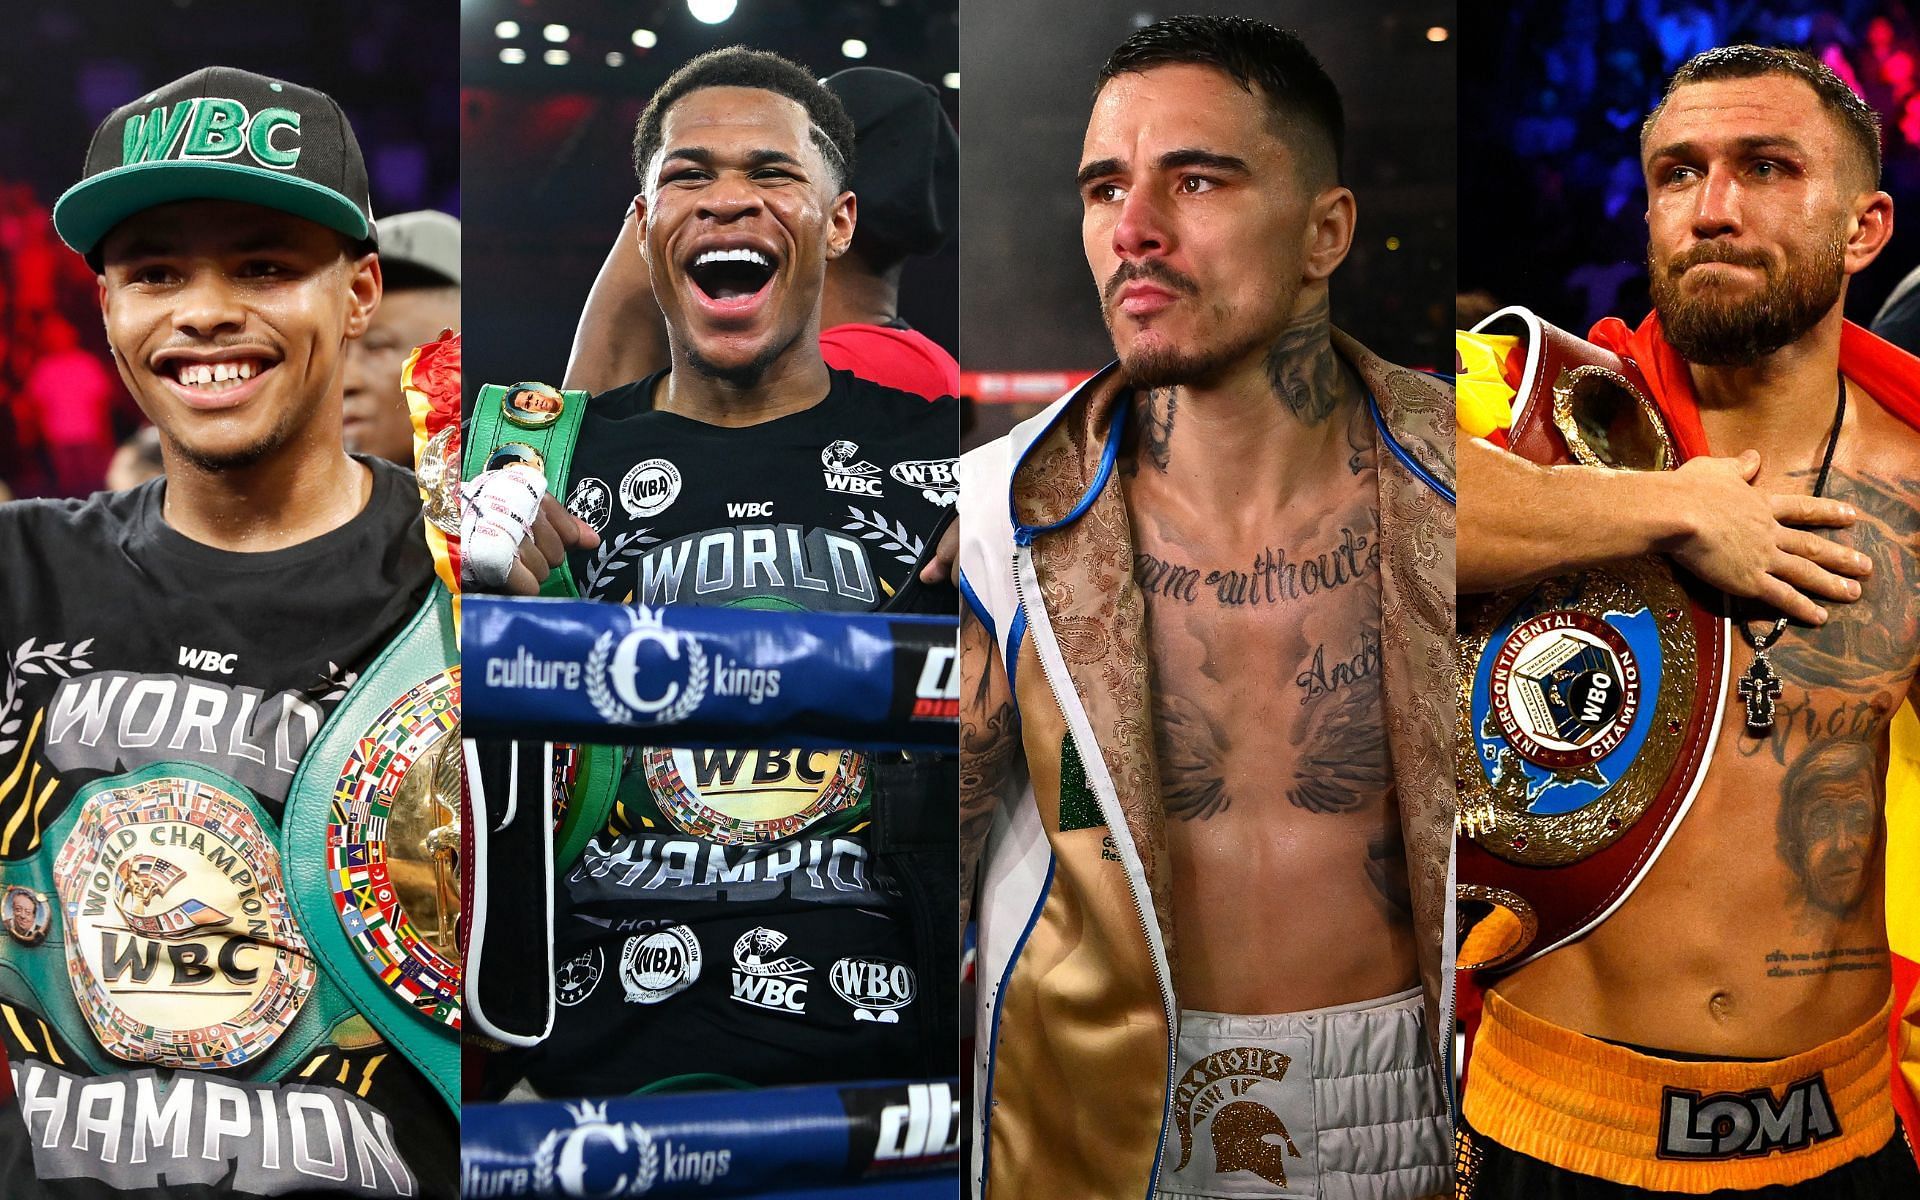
[1454,307,1730,972]
[464,599,959,752]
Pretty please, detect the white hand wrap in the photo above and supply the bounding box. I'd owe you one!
[461,465,547,588]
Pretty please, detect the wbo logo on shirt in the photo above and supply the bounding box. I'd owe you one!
[122,97,302,170]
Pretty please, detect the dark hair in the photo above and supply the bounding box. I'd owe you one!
[1645,45,1882,188]
[1096,15,1344,184]
[632,46,857,193]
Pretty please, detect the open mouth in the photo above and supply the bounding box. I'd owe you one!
[686,247,777,304]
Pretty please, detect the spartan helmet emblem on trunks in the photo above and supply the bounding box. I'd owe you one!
[1172,1048,1302,1188]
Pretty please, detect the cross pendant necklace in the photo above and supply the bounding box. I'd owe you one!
[1739,372,1846,735]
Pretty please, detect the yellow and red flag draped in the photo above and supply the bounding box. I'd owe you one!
[1888,705,1920,1154]
[401,330,462,627]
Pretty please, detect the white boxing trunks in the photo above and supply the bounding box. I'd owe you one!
[1156,987,1450,1200]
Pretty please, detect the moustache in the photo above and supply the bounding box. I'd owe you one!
[1102,260,1201,307]
[1665,244,1772,279]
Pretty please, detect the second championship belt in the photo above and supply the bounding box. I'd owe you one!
[1454,308,1729,973]
[280,331,466,1107]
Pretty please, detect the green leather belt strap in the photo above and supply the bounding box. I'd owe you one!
[462,380,620,866]
[463,382,593,600]
[284,584,460,1109]
[0,760,355,1083]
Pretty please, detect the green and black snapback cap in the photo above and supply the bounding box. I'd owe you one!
[53,66,374,257]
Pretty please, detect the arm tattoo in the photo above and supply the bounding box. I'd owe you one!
[1155,693,1234,821]
[1775,738,1879,918]
[960,608,1021,929]
[1288,673,1390,814]
[1263,294,1353,426]
[1365,827,1413,918]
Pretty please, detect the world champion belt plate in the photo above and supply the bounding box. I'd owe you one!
[53,772,314,1069]
[1456,308,1729,971]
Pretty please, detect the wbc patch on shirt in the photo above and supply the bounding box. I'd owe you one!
[53,776,313,1069]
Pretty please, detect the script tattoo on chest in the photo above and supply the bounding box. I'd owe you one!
[1140,517,1388,820]
[1133,526,1379,608]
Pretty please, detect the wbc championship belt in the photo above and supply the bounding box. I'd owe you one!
[280,332,466,1108]
[1,339,465,1103]
[1455,307,1730,972]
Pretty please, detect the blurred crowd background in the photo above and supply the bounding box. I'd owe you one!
[1460,0,1920,334]
[961,0,1457,448]
[0,0,458,499]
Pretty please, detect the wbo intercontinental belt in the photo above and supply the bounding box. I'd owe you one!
[1454,307,1730,972]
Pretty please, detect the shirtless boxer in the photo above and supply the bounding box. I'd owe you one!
[958,17,1453,1199]
[1458,45,1920,1196]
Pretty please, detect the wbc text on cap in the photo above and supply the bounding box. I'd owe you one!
[54,66,375,258]
[122,98,304,171]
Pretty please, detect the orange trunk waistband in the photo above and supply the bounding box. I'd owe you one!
[1464,990,1895,1193]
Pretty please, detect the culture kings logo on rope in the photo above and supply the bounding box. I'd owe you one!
[586,605,792,732]
[53,775,313,1068]
[1488,610,1641,769]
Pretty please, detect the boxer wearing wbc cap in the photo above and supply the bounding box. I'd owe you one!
[956,16,1454,1199]
[0,67,454,1197]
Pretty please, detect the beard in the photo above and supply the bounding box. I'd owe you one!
[1648,233,1846,367]
[1100,260,1267,389]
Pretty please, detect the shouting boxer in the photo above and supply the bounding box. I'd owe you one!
[466,47,959,1101]
[956,17,1455,1199]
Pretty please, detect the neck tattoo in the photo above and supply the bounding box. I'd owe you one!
[1738,372,1846,734]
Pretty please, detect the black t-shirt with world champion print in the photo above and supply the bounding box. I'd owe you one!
[497,368,956,1097]
[0,458,452,1199]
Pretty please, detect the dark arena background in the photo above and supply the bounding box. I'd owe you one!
[0,0,459,500]
[960,0,1457,449]
[1460,0,1920,337]
[460,0,959,404]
